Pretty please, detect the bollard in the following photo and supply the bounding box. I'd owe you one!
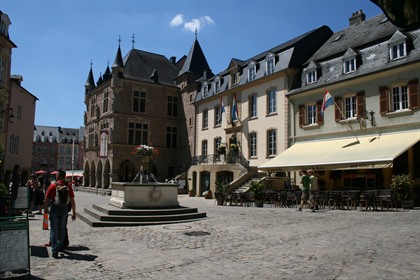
[42,213,49,230]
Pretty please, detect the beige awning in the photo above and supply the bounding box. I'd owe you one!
[258,131,420,172]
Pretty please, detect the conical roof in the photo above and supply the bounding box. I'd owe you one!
[178,38,213,79]
[85,66,96,90]
[112,44,124,68]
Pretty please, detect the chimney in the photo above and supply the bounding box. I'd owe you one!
[349,9,366,26]
[170,56,176,64]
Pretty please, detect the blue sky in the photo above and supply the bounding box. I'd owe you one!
[0,0,382,128]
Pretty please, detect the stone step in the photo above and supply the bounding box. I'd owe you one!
[92,204,200,216]
[77,204,207,227]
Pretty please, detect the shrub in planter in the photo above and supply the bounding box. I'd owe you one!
[390,174,416,209]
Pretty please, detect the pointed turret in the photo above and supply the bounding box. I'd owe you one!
[103,63,111,81]
[85,64,96,94]
[97,72,103,86]
[112,44,124,69]
[177,38,213,79]
[111,38,124,88]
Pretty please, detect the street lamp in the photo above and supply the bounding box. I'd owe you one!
[0,108,15,123]
[71,138,76,189]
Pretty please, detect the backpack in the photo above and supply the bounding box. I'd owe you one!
[54,184,70,207]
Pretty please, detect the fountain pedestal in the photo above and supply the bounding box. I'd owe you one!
[109,182,180,209]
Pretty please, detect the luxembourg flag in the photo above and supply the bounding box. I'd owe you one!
[321,90,334,114]
[231,93,238,122]
[220,96,225,114]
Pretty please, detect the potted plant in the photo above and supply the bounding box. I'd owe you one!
[249,180,266,207]
[390,174,416,209]
[188,188,196,197]
[215,181,228,206]
[229,143,239,154]
[203,190,213,199]
[217,145,226,155]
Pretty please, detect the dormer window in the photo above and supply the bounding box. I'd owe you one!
[231,73,238,85]
[306,69,317,84]
[304,61,319,85]
[266,57,275,75]
[389,31,407,61]
[343,57,356,74]
[248,65,256,82]
[214,79,221,94]
[202,84,209,98]
[390,41,406,60]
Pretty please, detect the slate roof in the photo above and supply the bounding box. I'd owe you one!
[288,14,420,95]
[122,49,180,87]
[34,126,81,143]
[178,39,213,79]
[194,25,333,103]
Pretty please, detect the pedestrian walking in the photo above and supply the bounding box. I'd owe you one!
[308,169,319,212]
[297,170,310,211]
[42,169,76,258]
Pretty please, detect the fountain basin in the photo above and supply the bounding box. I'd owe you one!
[109,182,180,209]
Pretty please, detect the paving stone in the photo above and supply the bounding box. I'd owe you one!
[15,191,420,279]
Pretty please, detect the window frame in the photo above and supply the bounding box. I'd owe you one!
[128,122,149,145]
[132,90,147,113]
[266,58,275,75]
[167,95,178,117]
[391,84,409,111]
[249,132,257,158]
[214,105,222,126]
[249,95,257,118]
[166,126,177,148]
[390,41,406,60]
[248,65,256,82]
[343,57,356,74]
[306,69,317,84]
[267,88,277,115]
[267,129,276,157]
[202,109,209,130]
[344,94,357,119]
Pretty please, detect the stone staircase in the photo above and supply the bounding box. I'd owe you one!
[77,204,207,227]
[232,178,262,193]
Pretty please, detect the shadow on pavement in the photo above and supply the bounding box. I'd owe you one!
[30,246,49,258]
[65,245,90,252]
[60,251,97,261]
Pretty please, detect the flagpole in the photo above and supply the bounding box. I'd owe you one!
[331,97,359,143]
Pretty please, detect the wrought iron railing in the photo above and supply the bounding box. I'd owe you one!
[192,153,249,167]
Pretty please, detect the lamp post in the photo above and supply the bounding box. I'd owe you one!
[71,138,75,190]
[0,108,15,124]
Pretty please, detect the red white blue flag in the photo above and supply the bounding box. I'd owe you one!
[321,90,334,114]
[231,93,238,122]
[220,96,225,114]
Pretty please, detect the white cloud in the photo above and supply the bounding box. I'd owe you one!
[170,14,184,27]
[184,18,201,32]
[170,14,215,33]
[202,16,214,24]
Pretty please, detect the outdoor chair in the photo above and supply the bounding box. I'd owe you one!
[328,191,342,209]
[318,191,329,209]
[376,189,397,211]
[347,190,361,210]
[360,190,377,211]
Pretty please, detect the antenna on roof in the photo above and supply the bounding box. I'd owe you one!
[131,33,135,49]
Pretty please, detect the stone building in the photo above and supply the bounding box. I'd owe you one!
[83,41,208,189]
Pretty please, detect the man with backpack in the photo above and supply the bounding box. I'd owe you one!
[42,169,76,258]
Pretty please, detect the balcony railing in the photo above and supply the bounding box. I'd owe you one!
[192,153,249,167]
